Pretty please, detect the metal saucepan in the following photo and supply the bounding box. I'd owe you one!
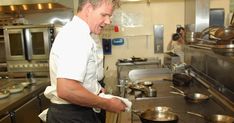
[144,87,157,97]
[187,111,234,123]
[133,106,179,123]
[170,86,210,103]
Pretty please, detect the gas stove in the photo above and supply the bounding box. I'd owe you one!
[123,78,234,123]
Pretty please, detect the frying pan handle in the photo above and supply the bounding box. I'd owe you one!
[132,109,142,116]
[187,111,205,118]
[170,91,185,96]
[170,86,185,94]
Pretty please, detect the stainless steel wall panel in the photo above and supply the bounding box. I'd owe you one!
[184,45,234,103]
[153,24,164,53]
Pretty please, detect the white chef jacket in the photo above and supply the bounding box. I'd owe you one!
[91,34,104,81]
[44,16,102,104]
[168,41,184,63]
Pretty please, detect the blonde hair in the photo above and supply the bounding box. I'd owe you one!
[77,0,120,12]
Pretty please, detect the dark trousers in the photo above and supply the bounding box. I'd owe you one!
[96,109,106,123]
[47,103,101,123]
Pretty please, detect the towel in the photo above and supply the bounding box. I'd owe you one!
[98,93,132,112]
[38,108,48,122]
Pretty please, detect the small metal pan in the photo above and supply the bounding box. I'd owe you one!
[170,86,210,103]
[133,106,179,123]
[187,111,234,123]
[0,89,10,99]
[7,84,24,94]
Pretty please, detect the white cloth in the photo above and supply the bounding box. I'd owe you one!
[98,93,132,112]
[38,108,48,122]
[45,15,102,104]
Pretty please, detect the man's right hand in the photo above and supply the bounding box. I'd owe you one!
[106,98,127,113]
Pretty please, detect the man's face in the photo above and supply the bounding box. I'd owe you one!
[88,1,114,34]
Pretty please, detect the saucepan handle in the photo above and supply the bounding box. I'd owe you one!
[132,109,142,116]
[170,86,185,94]
[170,91,185,96]
[187,111,205,118]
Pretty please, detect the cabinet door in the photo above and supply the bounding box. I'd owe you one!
[14,97,40,123]
[0,114,11,123]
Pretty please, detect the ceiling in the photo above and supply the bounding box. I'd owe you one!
[0,0,73,14]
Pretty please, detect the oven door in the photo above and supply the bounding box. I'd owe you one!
[4,29,26,61]
[27,28,50,60]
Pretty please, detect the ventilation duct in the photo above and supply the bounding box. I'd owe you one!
[185,0,210,32]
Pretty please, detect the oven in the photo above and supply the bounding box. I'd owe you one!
[3,24,55,78]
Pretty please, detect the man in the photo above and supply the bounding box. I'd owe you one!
[167,27,185,63]
[44,0,127,122]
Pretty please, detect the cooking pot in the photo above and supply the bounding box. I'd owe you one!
[133,106,179,123]
[144,87,157,97]
[170,86,210,103]
[187,111,234,123]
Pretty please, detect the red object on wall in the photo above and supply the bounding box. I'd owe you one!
[114,25,119,32]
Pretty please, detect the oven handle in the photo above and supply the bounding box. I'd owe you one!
[23,28,32,61]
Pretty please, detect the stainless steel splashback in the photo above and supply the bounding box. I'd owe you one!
[184,45,234,104]
[185,0,210,32]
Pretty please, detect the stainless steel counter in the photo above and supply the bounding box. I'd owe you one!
[119,79,234,123]
[0,78,50,118]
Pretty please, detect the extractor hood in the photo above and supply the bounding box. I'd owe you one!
[0,0,73,14]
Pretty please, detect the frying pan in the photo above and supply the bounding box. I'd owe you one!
[170,86,210,103]
[0,89,10,99]
[133,106,179,123]
[7,84,24,94]
[187,111,234,123]
[172,73,193,86]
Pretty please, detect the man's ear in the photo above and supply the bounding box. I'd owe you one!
[83,2,94,17]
